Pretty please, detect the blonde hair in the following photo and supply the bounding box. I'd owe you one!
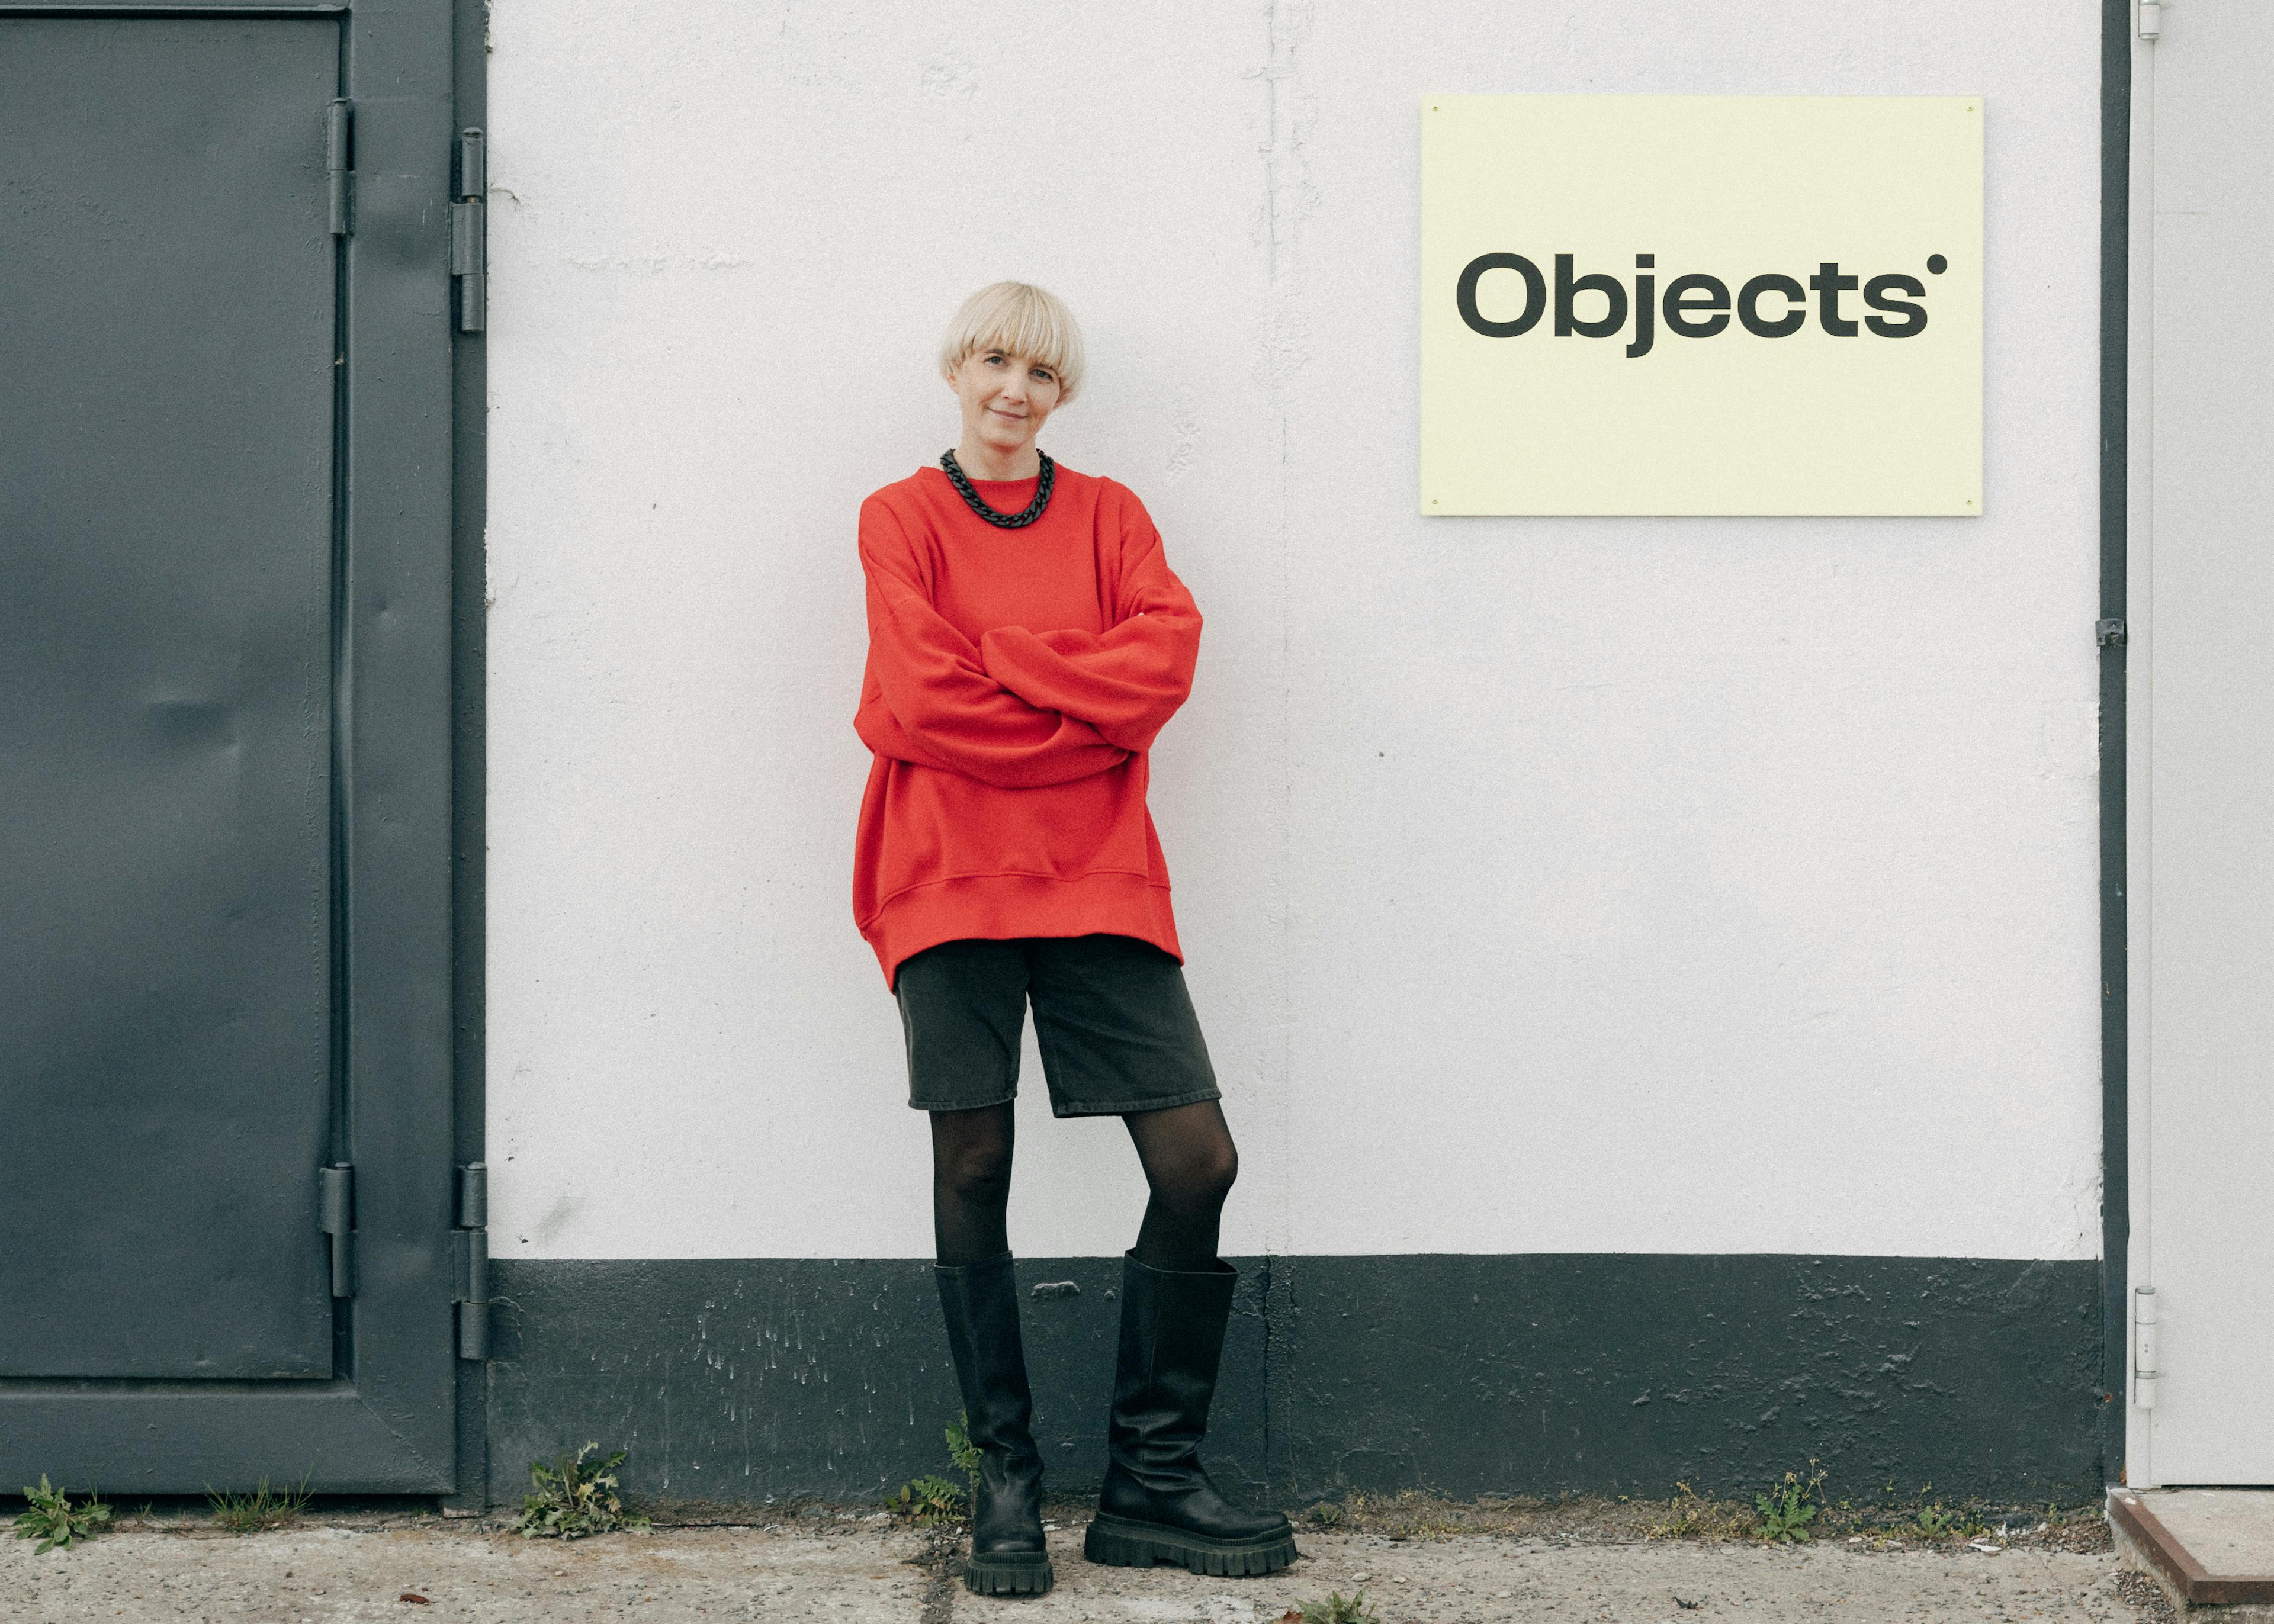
[938,281,1086,403]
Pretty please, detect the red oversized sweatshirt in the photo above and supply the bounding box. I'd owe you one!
[852,462,1203,991]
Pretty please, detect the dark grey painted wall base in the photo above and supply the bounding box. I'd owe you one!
[486,1254,2100,1511]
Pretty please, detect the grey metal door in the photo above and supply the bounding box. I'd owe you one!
[0,1,462,1491]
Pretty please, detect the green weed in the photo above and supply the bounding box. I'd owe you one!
[1753,1462,1826,1543]
[887,1411,984,1526]
[205,1477,310,1533]
[1287,1588,1378,1623]
[1907,1482,1958,1538]
[885,1474,966,1525]
[513,1443,648,1540]
[12,1477,112,1553]
[946,1410,982,1490]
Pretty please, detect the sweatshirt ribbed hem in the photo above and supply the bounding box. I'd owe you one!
[862,870,1182,992]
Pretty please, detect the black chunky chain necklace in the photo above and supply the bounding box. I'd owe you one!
[940,448,1055,528]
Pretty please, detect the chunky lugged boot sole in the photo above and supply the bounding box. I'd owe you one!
[962,1549,1054,1596]
[1083,1513,1299,1577]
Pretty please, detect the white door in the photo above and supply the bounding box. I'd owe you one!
[2127,0,2274,1487]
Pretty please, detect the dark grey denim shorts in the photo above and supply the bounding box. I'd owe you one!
[893,933,1220,1118]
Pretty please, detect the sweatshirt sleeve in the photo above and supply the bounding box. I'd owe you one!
[859,497,1133,789]
[978,488,1202,755]
[853,680,962,774]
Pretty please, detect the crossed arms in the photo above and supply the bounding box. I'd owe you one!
[854,497,1202,790]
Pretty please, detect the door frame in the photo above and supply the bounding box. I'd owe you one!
[2099,0,2132,1490]
[2116,0,2151,1487]
[0,0,477,1495]
[2113,0,2274,1491]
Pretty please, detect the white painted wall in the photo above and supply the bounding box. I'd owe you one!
[486,1,2105,1263]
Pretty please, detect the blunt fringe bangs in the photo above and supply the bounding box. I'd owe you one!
[939,282,1086,402]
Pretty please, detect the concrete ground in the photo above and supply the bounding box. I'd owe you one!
[2,1509,2177,1623]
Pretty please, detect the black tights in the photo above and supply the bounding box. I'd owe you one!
[929,1098,1238,1272]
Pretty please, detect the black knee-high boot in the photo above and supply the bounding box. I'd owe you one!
[934,1253,1053,1596]
[1083,1252,1298,1576]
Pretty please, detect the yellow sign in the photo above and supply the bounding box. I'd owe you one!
[1421,95,1983,516]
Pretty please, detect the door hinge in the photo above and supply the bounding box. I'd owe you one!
[451,129,486,333]
[2134,1285,2160,1408]
[452,1162,490,1359]
[319,1163,355,1298]
[2098,618,2128,647]
[2140,0,2164,42]
[326,98,354,237]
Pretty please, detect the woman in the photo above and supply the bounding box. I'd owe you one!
[852,282,1296,1597]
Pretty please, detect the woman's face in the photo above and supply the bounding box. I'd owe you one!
[948,348,1064,459]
